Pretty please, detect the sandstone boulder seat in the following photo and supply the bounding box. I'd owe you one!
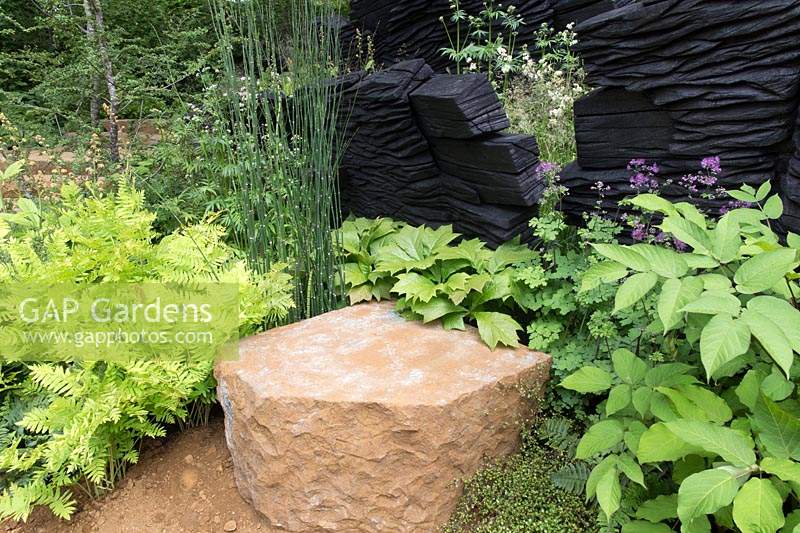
[215,301,551,532]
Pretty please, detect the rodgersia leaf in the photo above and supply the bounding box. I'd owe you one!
[732,478,785,533]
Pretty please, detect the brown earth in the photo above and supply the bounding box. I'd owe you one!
[3,416,270,533]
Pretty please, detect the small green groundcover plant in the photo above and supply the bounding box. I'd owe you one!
[445,417,597,532]
[561,184,800,531]
[0,182,294,521]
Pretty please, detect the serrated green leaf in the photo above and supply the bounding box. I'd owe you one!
[591,243,650,271]
[612,348,648,385]
[633,386,653,418]
[677,468,747,524]
[680,291,742,316]
[441,312,466,330]
[392,272,437,302]
[472,311,521,349]
[659,215,713,254]
[761,366,795,402]
[712,215,741,263]
[761,458,800,485]
[732,478,785,533]
[631,244,690,278]
[614,272,659,313]
[586,455,617,499]
[638,423,701,463]
[747,296,800,355]
[700,314,751,380]
[411,297,466,324]
[664,420,755,467]
[741,308,793,377]
[736,369,766,410]
[657,385,732,423]
[636,493,678,523]
[617,453,645,487]
[576,419,625,459]
[560,366,613,393]
[597,465,621,520]
[580,260,629,292]
[734,249,798,294]
[753,394,800,460]
[628,193,678,214]
[658,277,704,333]
[622,522,673,533]
[607,384,632,416]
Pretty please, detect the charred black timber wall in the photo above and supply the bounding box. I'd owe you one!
[337,60,544,247]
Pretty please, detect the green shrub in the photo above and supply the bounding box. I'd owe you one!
[338,212,649,418]
[0,183,293,521]
[561,184,800,531]
[445,418,597,533]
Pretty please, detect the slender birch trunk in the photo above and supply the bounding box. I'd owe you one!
[82,0,100,127]
[87,0,120,162]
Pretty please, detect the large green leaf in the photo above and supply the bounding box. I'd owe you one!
[586,455,617,499]
[732,478,785,533]
[622,522,673,533]
[580,260,629,293]
[747,296,800,355]
[712,215,741,264]
[664,420,755,467]
[472,312,521,349]
[699,314,751,380]
[760,457,800,485]
[606,384,632,416]
[734,249,798,294]
[591,244,650,271]
[612,348,648,385]
[410,297,465,324]
[560,366,613,393]
[617,453,645,487]
[657,385,732,423]
[638,423,701,463]
[636,493,678,523]
[659,215,713,254]
[658,277,704,333]
[487,239,537,272]
[677,468,747,524]
[614,272,659,313]
[391,272,437,302]
[741,308,793,377]
[576,419,625,459]
[627,193,678,215]
[631,244,690,278]
[681,291,742,316]
[597,465,621,520]
[752,394,800,460]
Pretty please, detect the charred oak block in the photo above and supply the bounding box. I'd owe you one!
[409,74,509,139]
[430,134,544,206]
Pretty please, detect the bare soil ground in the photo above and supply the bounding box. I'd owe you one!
[3,416,271,533]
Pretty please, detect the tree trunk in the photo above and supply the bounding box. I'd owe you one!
[82,0,100,127]
[87,0,120,162]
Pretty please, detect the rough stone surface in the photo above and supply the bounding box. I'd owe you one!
[215,302,551,533]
